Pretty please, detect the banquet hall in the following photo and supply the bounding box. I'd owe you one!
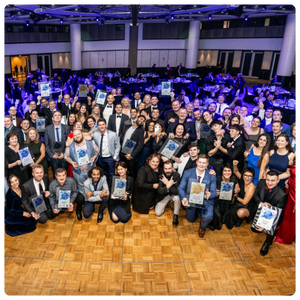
[4,4,296,296]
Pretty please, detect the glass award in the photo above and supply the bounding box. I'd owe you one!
[186,178,206,208]
[122,139,136,155]
[36,117,46,133]
[58,189,71,209]
[158,138,182,160]
[252,203,282,236]
[95,90,107,105]
[18,147,34,167]
[154,125,160,135]
[111,176,127,199]
[76,148,89,166]
[161,81,171,96]
[40,83,50,97]
[219,181,234,201]
[78,84,88,97]
[53,141,62,154]
[30,194,47,215]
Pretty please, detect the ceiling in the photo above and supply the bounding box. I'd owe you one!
[4,4,296,25]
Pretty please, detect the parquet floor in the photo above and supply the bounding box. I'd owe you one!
[5,205,296,296]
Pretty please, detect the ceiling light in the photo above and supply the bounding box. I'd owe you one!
[170,15,174,20]
[60,18,63,24]
[208,15,212,20]
[26,21,29,26]
[244,16,248,21]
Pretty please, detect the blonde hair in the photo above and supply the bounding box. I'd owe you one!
[25,127,40,144]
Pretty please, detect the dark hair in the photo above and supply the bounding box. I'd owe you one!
[7,174,20,187]
[228,124,241,132]
[130,108,138,113]
[221,163,233,174]
[210,119,223,128]
[229,114,241,126]
[188,142,199,150]
[252,116,262,123]
[97,117,107,125]
[52,110,62,117]
[140,109,149,115]
[85,115,96,129]
[145,153,162,169]
[115,103,122,108]
[201,110,213,124]
[272,120,283,127]
[163,160,173,168]
[173,123,187,137]
[254,133,271,168]
[273,133,294,153]
[55,168,67,176]
[242,167,255,178]
[117,161,128,170]
[88,166,104,178]
[7,131,18,142]
[138,115,146,120]
[267,170,279,177]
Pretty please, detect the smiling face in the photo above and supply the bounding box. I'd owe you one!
[149,157,160,170]
[56,171,67,185]
[222,167,232,180]
[175,125,184,137]
[243,171,253,185]
[257,135,268,148]
[32,167,44,182]
[251,117,261,128]
[9,175,19,189]
[117,165,127,177]
[28,129,37,141]
[276,136,288,149]
[196,158,209,171]
[266,174,280,189]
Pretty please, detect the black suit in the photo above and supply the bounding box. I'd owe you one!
[107,113,129,137]
[22,174,57,223]
[131,99,142,109]
[57,101,72,119]
[38,107,56,125]
[166,119,197,140]
[164,109,179,130]
[145,104,163,117]
[266,131,280,150]
[227,135,245,173]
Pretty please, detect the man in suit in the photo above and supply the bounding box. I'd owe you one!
[266,120,283,149]
[102,94,116,124]
[57,92,72,119]
[107,103,129,138]
[61,67,69,85]
[252,171,288,256]
[93,118,121,185]
[178,154,217,238]
[8,106,22,128]
[264,109,291,136]
[145,95,163,117]
[25,100,38,121]
[20,119,30,142]
[164,99,181,131]
[4,115,24,146]
[44,110,71,174]
[120,115,146,177]
[145,108,165,132]
[215,94,229,116]
[208,102,222,120]
[121,108,138,139]
[131,92,142,109]
[22,164,57,224]
[39,99,58,125]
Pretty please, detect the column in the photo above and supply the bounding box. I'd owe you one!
[276,13,295,87]
[70,23,82,72]
[185,20,201,71]
[128,25,138,75]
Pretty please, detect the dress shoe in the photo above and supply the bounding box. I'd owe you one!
[172,214,179,227]
[76,211,82,221]
[260,241,270,256]
[97,211,103,223]
[198,224,206,238]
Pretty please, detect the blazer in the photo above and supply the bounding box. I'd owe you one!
[44,123,71,160]
[11,116,23,129]
[93,129,121,160]
[264,122,291,137]
[156,171,181,203]
[107,113,129,137]
[266,131,278,150]
[131,99,142,109]
[166,119,197,141]
[178,167,217,201]
[57,101,72,118]
[227,135,245,173]
[22,174,49,214]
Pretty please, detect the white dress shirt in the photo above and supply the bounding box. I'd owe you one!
[33,178,46,196]
[103,105,113,124]
[100,131,111,157]
[116,114,122,136]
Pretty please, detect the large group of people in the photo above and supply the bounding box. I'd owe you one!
[4,68,296,257]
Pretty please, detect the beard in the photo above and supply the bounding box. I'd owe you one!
[74,137,84,144]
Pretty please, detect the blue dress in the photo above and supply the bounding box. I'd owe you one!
[247,147,261,185]
[137,132,153,171]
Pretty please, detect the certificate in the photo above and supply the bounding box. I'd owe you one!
[40,83,50,97]
[122,139,136,155]
[18,147,34,167]
[76,148,89,166]
[30,195,47,215]
[78,84,88,97]
[252,203,282,235]
[158,138,182,160]
[112,176,127,199]
[36,117,46,132]
[161,81,171,96]
[58,190,71,209]
[219,181,234,200]
[95,90,107,105]
[187,179,206,208]
[53,141,62,154]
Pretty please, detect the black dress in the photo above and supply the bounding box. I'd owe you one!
[152,135,167,153]
[223,178,256,229]
[132,165,160,214]
[208,175,238,231]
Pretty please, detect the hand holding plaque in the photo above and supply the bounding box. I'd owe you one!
[158,138,182,160]
[18,147,34,167]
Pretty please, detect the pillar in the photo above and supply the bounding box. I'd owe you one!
[276,13,295,87]
[70,23,82,72]
[185,20,201,71]
[128,25,138,75]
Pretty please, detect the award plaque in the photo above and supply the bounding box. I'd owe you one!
[18,147,34,167]
[53,141,62,154]
[40,83,50,97]
[58,189,71,209]
[252,203,282,235]
[161,81,171,96]
[158,138,182,160]
[122,139,136,155]
[111,176,127,199]
[219,181,234,201]
[36,117,46,133]
[186,178,206,208]
[30,194,47,215]
[95,90,107,105]
[76,148,89,166]
[78,84,88,97]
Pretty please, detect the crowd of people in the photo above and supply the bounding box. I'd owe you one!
[4,68,296,257]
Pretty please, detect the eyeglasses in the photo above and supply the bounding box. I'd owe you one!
[243,174,253,178]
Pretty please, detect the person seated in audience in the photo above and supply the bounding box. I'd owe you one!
[5,115,24,146]
[164,99,181,130]
[266,120,284,149]
[197,110,214,154]
[289,123,296,152]
[215,94,229,116]
[229,96,242,110]
[244,117,265,151]
[208,102,221,120]
[252,171,288,256]
[108,162,133,224]
[178,154,217,238]
[206,120,231,175]
[218,107,232,128]
[258,107,273,129]
[44,110,70,174]
[5,174,37,237]
[48,167,85,220]
[22,164,56,224]
[152,122,168,154]
[208,163,238,231]
[132,153,162,214]
[83,166,109,223]
[264,109,291,136]
[263,93,274,110]
[155,160,181,226]
[253,91,266,105]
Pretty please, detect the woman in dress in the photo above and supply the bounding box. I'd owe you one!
[166,64,172,80]
[208,164,238,231]
[132,154,162,214]
[223,163,256,229]
[244,117,265,151]
[121,97,131,118]
[108,162,134,224]
[275,157,295,244]
[25,127,48,175]
[5,174,37,237]
[289,123,296,152]
[197,110,213,154]
[244,133,270,186]
[76,103,89,124]
[85,116,96,136]
[68,113,77,132]
[152,123,168,154]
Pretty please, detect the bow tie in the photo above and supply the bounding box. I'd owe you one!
[107,105,112,108]
[117,116,121,118]
[265,186,274,193]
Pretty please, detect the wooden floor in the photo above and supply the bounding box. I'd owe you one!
[5,205,295,296]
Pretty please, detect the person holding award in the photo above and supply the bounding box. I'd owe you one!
[178,154,217,238]
[83,166,109,223]
[108,162,134,224]
[48,168,85,221]
[251,171,288,256]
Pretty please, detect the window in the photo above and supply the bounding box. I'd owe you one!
[264,18,270,26]
[223,20,230,29]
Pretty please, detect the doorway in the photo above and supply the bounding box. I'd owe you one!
[219,51,234,74]
[37,54,52,77]
[270,52,280,80]
[10,55,29,80]
[241,51,264,77]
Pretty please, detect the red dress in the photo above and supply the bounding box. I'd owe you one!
[66,132,74,178]
[275,164,295,244]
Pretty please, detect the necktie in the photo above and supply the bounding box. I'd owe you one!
[56,127,60,141]
[198,176,201,183]
[265,186,273,193]
[107,105,112,108]
[218,104,222,114]
[117,116,121,118]
[99,134,104,157]
[39,183,44,195]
